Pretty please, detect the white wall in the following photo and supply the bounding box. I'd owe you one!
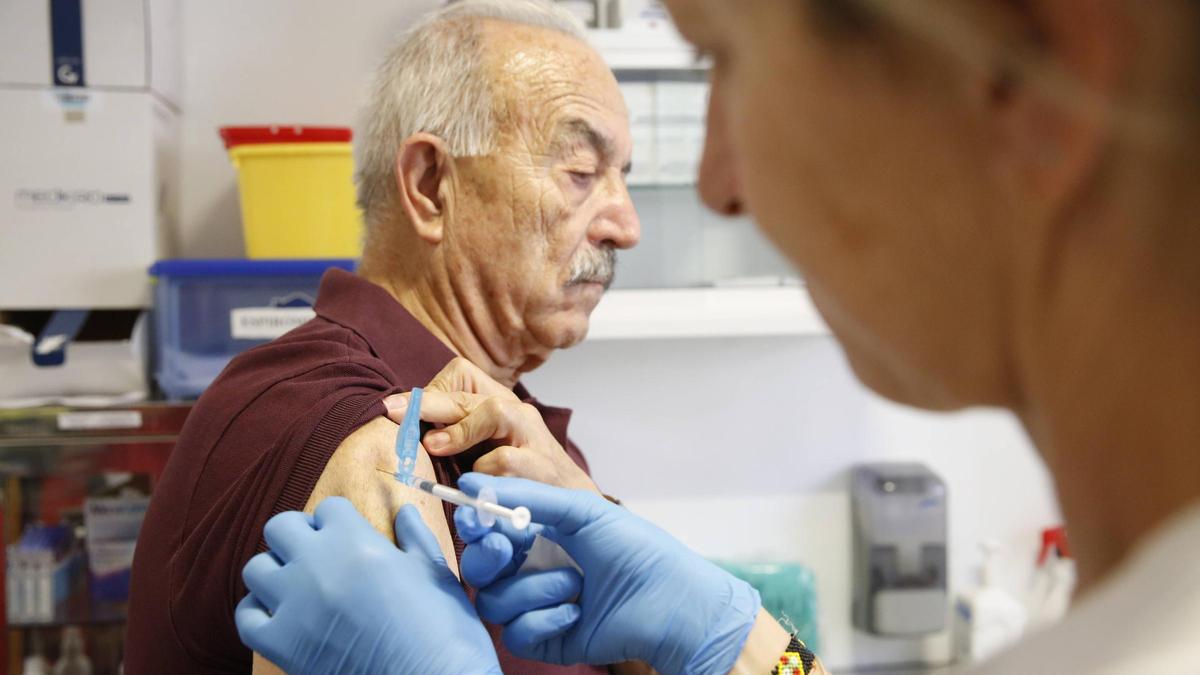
[178,0,440,257]
[178,4,1063,671]
[524,336,1061,670]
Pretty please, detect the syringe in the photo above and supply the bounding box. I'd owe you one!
[378,469,532,530]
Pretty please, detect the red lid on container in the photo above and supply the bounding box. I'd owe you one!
[219,125,352,149]
[1037,526,1071,565]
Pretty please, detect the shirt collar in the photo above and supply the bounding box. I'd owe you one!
[313,269,574,439]
[314,269,457,386]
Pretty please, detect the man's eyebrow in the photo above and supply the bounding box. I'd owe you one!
[552,117,616,163]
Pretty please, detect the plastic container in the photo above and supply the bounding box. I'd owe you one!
[1028,526,1076,628]
[716,561,821,654]
[219,126,363,258]
[149,259,355,399]
[954,541,1027,665]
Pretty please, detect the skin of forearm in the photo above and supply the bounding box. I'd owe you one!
[729,609,795,675]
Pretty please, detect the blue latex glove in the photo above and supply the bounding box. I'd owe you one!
[454,500,544,587]
[235,497,501,675]
[457,473,761,675]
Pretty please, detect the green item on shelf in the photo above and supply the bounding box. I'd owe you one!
[714,561,821,655]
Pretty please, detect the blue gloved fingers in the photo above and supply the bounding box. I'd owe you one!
[234,498,505,673]
[501,603,582,660]
[234,593,273,648]
[394,504,445,563]
[313,496,372,533]
[461,531,515,589]
[457,502,545,554]
[457,473,608,536]
[241,551,287,613]
[234,594,294,670]
[454,504,490,543]
[261,510,317,563]
[234,594,289,672]
[476,568,583,625]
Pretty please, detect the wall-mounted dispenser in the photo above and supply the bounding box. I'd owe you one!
[851,462,948,636]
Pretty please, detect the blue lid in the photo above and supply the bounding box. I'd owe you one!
[149,258,357,278]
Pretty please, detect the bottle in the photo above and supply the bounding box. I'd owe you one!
[52,626,92,675]
[22,654,51,675]
[953,540,1028,664]
[22,631,51,675]
[1027,526,1076,628]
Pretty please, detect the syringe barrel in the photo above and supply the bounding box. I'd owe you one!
[411,477,529,529]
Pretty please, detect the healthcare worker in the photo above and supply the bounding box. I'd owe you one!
[234,0,1200,673]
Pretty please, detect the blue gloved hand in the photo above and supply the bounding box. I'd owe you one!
[235,497,501,675]
[457,473,761,675]
[454,500,545,587]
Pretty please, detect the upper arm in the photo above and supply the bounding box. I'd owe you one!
[252,416,459,674]
[301,415,458,566]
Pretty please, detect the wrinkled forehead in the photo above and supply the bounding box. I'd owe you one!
[478,20,630,154]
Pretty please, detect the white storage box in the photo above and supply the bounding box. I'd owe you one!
[0,88,179,309]
[0,312,148,409]
[0,0,180,103]
[0,0,180,309]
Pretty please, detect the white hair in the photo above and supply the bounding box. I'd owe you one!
[356,0,587,233]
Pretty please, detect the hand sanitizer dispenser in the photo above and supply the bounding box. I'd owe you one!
[852,462,948,636]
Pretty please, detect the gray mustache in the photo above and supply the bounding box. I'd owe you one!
[567,246,617,289]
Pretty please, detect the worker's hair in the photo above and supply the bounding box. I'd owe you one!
[356,0,586,236]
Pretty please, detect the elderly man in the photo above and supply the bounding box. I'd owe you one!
[125,2,639,673]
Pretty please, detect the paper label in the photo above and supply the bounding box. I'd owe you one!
[230,307,316,340]
[56,410,143,431]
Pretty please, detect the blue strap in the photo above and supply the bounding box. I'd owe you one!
[394,387,423,481]
[32,309,89,367]
[50,0,86,87]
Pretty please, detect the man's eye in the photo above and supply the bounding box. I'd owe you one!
[568,170,597,188]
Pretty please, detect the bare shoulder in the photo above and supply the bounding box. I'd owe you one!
[252,416,459,674]
[304,416,457,565]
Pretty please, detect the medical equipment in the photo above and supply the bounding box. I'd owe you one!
[385,386,530,529]
[378,470,531,530]
[851,462,948,636]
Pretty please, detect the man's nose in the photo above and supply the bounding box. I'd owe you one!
[591,178,641,250]
[697,81,745,217]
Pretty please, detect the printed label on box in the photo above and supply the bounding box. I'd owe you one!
[230,307,316,340]
[57,410,142,431]
[85,497,150,541]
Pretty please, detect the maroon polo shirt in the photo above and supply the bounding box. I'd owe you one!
[127,269,605,675]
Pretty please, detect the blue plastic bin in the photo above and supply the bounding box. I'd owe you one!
[149,259,355,400]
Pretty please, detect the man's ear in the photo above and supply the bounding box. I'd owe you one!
[394,133,454,244]
[983,0,1125,216]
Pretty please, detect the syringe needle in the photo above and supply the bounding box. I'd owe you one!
[374,468,531,529]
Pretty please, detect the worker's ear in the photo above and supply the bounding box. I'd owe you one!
[394,133,454,244]
[981,0,1124,220]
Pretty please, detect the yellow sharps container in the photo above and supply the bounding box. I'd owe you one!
[219,126,362,258]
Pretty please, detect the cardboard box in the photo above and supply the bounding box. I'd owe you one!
[86,539,136,603]
[84,496,150,541]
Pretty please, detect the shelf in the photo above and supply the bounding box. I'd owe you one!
[8,596,127,629]
[587,28,707,71]
[588,286,829,340]
[0,403,191,476]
